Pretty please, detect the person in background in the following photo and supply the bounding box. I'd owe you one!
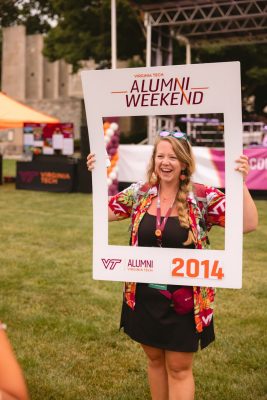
[87,130,258,400]
[0,322,29,400]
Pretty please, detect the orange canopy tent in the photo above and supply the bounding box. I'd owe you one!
[0,91,59,128]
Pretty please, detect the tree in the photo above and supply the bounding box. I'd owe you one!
[192,44,267,116]
[42,0,145,71]
[0,0,55,84]
[0,1,19,28]
[0,0,266,116]
[0,0,55,33]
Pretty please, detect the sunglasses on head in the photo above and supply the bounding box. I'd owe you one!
[159,130,188,140]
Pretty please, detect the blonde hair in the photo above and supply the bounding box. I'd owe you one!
[147,136,196,234]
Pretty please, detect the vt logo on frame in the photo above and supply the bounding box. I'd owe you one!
[101,258,122,270]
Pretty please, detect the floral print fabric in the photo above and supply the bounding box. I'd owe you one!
[108,182,225,333]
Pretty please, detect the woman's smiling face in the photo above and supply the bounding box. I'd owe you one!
[154,140,184,185]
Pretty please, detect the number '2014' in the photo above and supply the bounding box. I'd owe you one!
[171,258,224,280]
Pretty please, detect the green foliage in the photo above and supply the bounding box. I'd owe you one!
[246,66,267,81]
[2,158,16,177]
[0,0,19,27]
[0,1,266,115]
[43,0,145,71]
[193,44,267,115]
[128,56,145,68]
[131,0,162,4]
[0,0,55,33]
[0,0,146,72]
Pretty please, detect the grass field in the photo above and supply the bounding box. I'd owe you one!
[0,183,266,400]
[2,158,16,177]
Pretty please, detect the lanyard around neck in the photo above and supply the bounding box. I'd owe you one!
[155,186,177,246]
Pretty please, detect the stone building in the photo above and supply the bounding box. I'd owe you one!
[0,25,140,155]
[1,25,98,154]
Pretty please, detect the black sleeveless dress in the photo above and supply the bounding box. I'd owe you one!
[120,213,215,352]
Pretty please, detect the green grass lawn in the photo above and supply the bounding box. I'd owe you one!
[2,158,16,177]
[0,184,266,400]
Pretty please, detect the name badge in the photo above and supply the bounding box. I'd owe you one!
[148,283,168,290]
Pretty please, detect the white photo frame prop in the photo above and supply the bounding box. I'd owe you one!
[81,62,243,289]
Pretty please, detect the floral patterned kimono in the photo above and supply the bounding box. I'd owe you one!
[108,181,225,333]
